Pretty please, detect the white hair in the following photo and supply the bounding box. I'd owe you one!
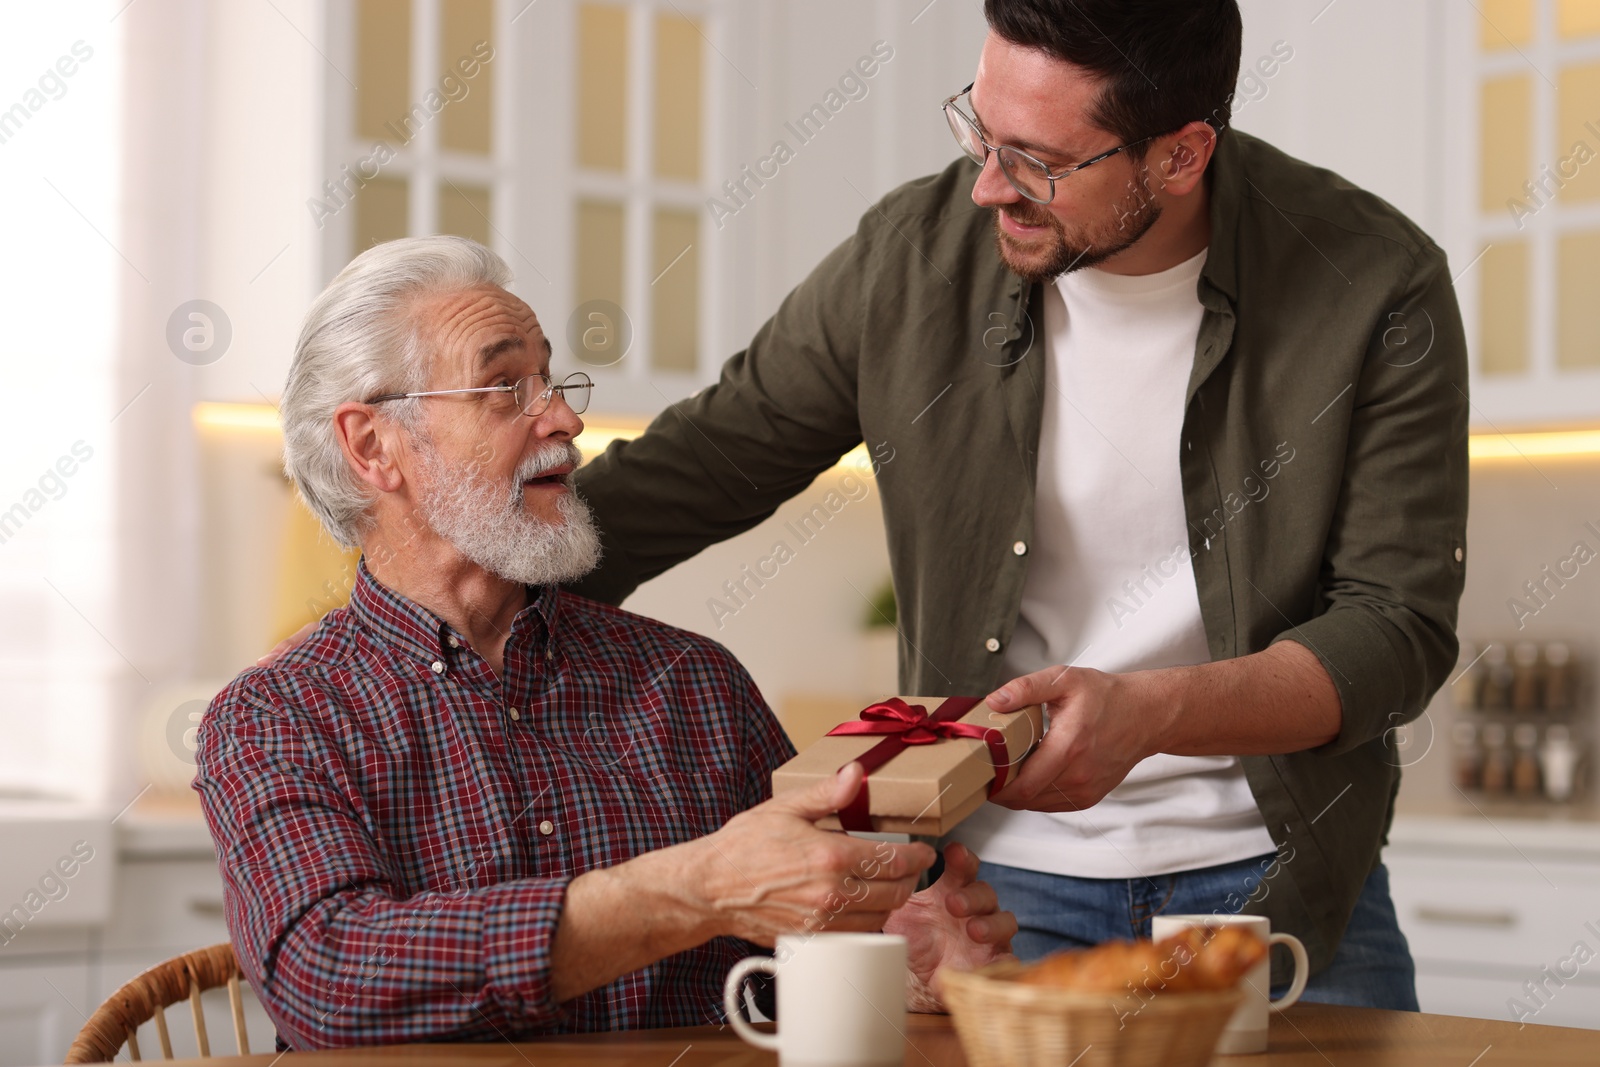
[282,235,513,546]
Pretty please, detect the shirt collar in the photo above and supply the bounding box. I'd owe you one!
[347,559,562,667]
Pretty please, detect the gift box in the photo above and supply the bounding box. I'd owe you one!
[770,696,1045,836]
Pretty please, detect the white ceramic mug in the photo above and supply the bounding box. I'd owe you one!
[1151,914,1309,1055]
[723,932,906,1067]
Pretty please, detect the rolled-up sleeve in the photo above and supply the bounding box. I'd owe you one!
[195,684,571,1048]
[1273,246,1469,756]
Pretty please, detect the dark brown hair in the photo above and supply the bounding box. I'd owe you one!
[983,0,1244,150]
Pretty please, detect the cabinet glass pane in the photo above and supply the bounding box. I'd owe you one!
[577,4,629,171]
[575,200,627,366]
[653,14,703,180]
[1557,63,1600,203]
[354,177,410,250]
[1558,230,1600,368]
[1480,0,1535,49]
[651,209,699,372]
[1481,75,1532,214]
[438,182,492,245]
[1479,241,1529,375]
[1559,0,1600,38]
[440,0,494,154]
[356,0,412,143]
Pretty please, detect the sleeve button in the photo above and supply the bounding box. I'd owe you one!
[1012,541,1027,556]
[985,638,1001,653]
[1454,547,1464,562]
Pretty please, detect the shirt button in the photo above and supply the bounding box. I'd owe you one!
[985,638,1001,653]
[508,706,521,721]
[430,660,445,674]
[1012,541,1027,556]
[1454,547,1464,562]
[538,820,554,836]
[447,635,460,649]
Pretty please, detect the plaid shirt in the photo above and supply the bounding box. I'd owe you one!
[195,562,795,1049]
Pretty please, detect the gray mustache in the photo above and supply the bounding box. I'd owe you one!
[516,441,582,481]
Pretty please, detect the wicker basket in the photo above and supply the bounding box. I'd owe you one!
[939,959,1245,1067]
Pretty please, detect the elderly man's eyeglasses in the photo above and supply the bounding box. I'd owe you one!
[942,83,1153,205]
[366,372,594,417]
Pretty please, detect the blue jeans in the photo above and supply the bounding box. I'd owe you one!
[977,854,1419,1011]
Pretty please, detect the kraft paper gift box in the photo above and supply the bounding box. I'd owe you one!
[770,696,1045,836]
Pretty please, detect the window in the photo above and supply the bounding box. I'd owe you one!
[0,6,121,801]
[571,1,707,381]
[1473,0,1600,381]
[327,0,504,264]
[327,0,726,411]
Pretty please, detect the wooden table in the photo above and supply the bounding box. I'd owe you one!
[66,1005,1600,1067]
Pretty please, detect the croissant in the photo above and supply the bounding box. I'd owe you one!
[1014,925,1267,994]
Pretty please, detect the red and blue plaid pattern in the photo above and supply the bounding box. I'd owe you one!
[195,562,795,1049]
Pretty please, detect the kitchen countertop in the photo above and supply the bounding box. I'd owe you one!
[1390,805,1600,858]
[117,792,216,859]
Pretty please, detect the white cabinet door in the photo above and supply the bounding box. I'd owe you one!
[94,855,281,1055]
[1388,852,1600,969]
[0,961,91,1067]
[1388,848,1600,1030]
[1411,967,1600,1030]
[101,857,230,955]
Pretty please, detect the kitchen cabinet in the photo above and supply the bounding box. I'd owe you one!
[1388,815,1600,1029]
[0,925,94,1067]
[95,854,275,1059]
[1230,1,1600,426]
[0,809,274,1067]
[1440,0,1600,424]
[0,960,92,1065]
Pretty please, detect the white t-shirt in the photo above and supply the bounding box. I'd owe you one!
[954,248,1277,879]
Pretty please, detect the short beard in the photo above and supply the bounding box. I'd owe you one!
[412,435,602,587]
[991,168,1163,283]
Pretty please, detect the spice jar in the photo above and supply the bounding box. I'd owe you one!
[1451,720,1482,791]
[1480,722,1511,795]
[1512,722,1542,798]
[1511,643,1542,715]
[1451,647,1482,710]
[1540,724,1580,802]
[1543,642,1574,712]
[1479,645,1512,711]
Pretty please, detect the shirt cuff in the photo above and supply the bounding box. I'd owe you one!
[1272,608,1405,757]
[480,877,573,1025]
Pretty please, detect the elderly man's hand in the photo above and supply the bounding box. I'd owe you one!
[984,665,1152,812]
[692,763,936,946]
[884,842,1017,1012]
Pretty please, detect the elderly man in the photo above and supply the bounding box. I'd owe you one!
[196,235,1014,1050]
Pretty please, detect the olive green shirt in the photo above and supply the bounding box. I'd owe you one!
[571,131,1469,973]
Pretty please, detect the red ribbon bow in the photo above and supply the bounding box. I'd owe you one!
[825,696,1014,832]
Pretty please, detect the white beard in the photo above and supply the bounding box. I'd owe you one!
[413,436,602,586]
